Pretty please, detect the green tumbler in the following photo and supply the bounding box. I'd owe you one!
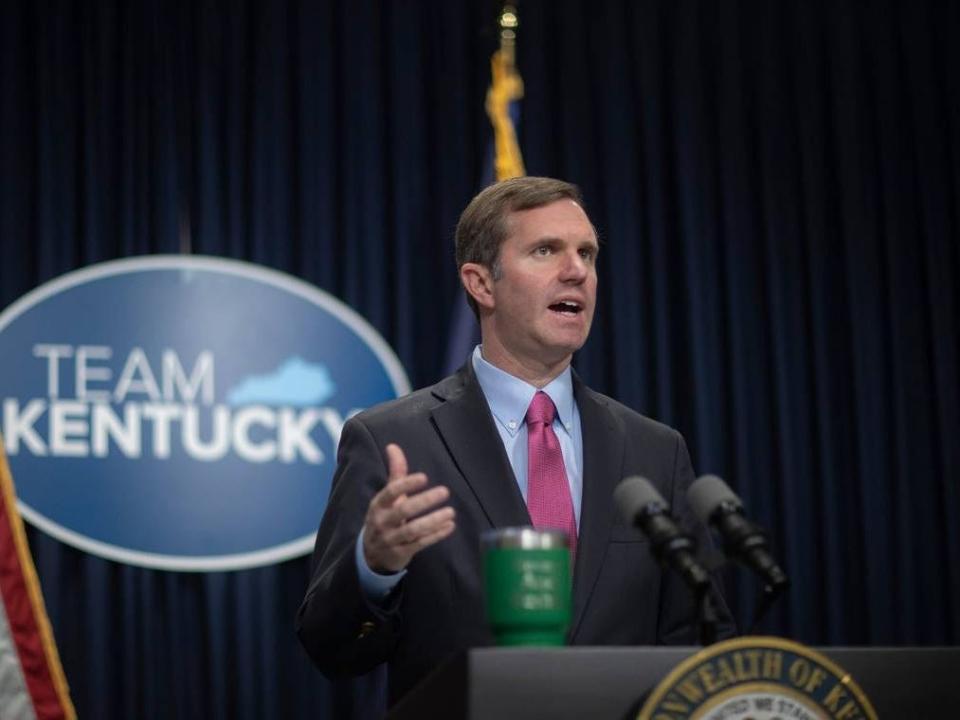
[481,527,572,646]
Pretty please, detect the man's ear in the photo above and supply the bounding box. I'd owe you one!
[459,263,495,311]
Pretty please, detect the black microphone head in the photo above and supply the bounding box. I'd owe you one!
[614,476,669,524]
[688,474,743,523]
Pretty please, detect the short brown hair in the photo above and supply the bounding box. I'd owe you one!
[455,176,586,316]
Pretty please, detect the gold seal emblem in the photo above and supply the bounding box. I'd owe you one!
[639,636,878,720]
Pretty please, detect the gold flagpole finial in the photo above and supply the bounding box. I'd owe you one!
[498,5,519,61]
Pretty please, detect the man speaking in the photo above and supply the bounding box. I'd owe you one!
[296,177,732,705]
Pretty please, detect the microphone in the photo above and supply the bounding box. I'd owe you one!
[614,476,711,592]
[687,475,789,592]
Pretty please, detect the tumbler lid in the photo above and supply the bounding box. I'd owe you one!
[480,526,569,550]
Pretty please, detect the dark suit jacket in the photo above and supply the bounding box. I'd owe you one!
[296,362,732,705]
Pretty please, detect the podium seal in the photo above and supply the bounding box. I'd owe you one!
[638,636,878,720]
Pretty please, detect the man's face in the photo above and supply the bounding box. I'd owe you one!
[484,198,599,370]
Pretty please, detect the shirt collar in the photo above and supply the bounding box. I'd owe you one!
[471,345,575,437]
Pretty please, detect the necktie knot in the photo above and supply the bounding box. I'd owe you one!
[525,391,556,427]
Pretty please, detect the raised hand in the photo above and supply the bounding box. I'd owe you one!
[362,444,456,574]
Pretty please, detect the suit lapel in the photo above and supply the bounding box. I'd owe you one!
[569,378,625,639]
[430,365,530,529]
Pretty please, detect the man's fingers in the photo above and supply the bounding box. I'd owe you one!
[363,443,456,573]
[399,485,450,517]
[408,519,456,552]
[379,485,449,527]
[385,443,408,481]
[372,472,428,509]
[383,506,456,546]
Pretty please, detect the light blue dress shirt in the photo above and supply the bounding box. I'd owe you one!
[355,345,584,599]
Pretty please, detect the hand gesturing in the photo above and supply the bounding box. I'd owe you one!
[362,444,456,574]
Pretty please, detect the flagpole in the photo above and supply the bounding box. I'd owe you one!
[443,3,528,374]
[486,4,526,182]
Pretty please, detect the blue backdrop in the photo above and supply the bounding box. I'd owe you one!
[1,0,957,717]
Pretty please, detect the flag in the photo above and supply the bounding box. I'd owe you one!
[443,4,526,374]
[0,438,75,720]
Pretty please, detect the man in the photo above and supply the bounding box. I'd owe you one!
[296,177,732,706]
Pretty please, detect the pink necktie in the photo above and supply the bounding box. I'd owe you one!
[525,391,578,561]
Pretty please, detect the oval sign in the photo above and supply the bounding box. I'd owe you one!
[0,256,410,571]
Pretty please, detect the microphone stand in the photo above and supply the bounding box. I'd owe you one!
[748,577,789,634]
[668,549,719,647]
[697,586,719,646]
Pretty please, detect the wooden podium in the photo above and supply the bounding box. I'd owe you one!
[387,646,959,719]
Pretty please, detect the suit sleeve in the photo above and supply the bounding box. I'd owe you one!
[655,432,737,644]
[295,416,404,677]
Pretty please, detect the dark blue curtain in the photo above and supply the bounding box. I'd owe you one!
[1,0,957,717]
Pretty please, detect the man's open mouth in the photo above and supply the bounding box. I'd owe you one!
[549,301,583,316]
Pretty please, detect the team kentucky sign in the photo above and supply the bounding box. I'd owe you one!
[0,256,409,571]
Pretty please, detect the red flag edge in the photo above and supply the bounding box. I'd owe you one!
[0,437,76,720]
